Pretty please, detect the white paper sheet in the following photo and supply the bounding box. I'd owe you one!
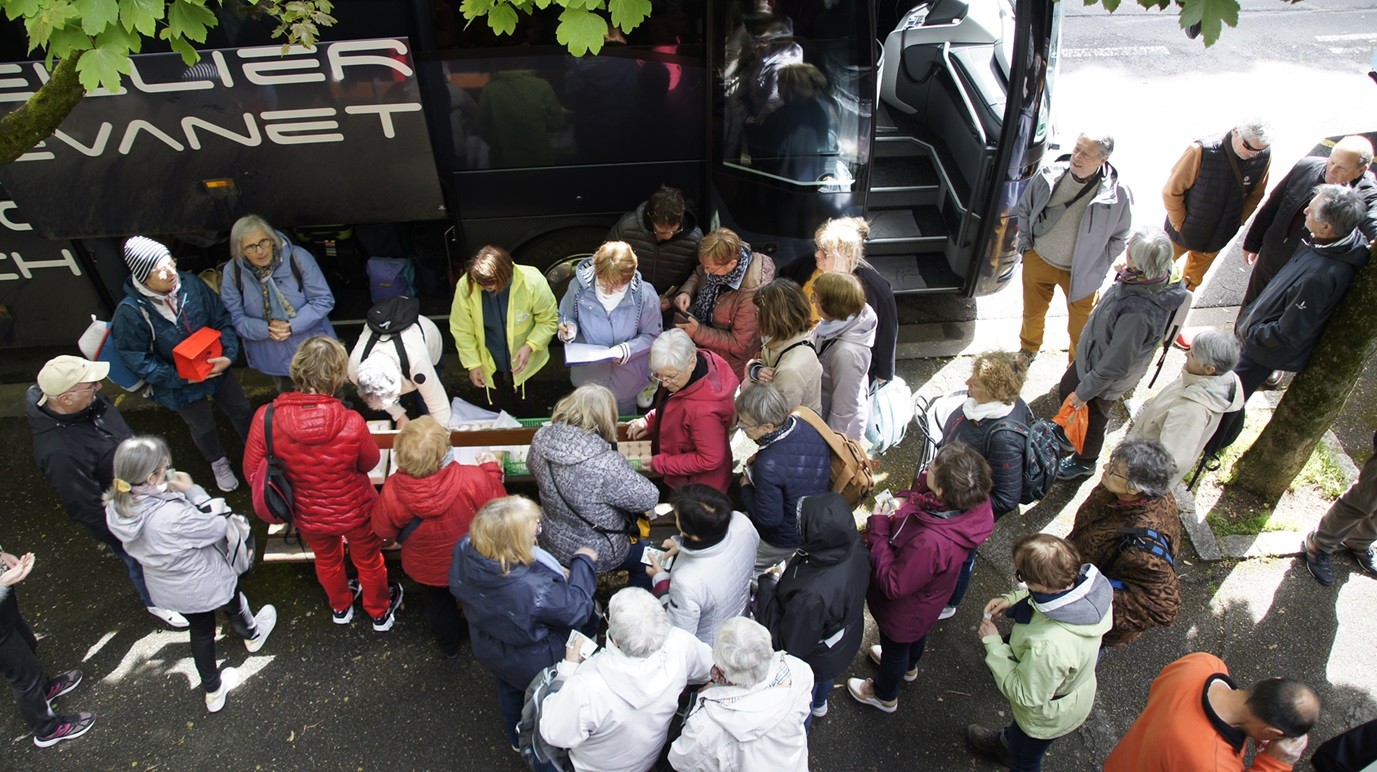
[564,342,620,364]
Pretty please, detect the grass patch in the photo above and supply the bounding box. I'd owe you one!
[1216,409,1351,497]
[1206,508,1304,537]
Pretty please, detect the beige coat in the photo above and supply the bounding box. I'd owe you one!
[1129,369,1244,487]
[746,330,822,414]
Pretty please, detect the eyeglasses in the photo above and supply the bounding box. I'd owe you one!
[1103,468,1128,482]
[653,224,683,238]
[1240,137,1266,154]
[243,238,274,254]
[66,382,99,396]
[704,260,738,277]
[651,371,681,384]
[735,420,763,431]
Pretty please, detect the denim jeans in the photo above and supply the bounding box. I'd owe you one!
[1005,721,1057,772]
[804,678,832,731]
[497,678,525,747]
[873,632,927,701]
[946,547,978,609]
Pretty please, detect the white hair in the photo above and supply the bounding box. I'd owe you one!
[1334,135,1374,167]
[356,354,402,410]
[650,329,697,374]
[1079,131,1115,158]
[1235,119,1271,148]
[608,588,671,658]
[1126,226,1175,280]
[229,214,284,261]
[1189,330,1240,374]
[1312,183,1366,234]
[104,436,172,518]
[712,617,775,687]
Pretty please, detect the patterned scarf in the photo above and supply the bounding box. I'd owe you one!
[248,251,297,321]
[690,246,752,323]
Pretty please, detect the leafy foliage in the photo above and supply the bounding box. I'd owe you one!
[1084,0,1241,46]
[459,0,652,57]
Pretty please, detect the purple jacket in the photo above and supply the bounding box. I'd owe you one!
[865,473,994,641]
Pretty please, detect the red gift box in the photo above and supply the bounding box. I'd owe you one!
[173,327,223,382]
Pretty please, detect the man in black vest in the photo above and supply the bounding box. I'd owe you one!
[1162,120,1271,294]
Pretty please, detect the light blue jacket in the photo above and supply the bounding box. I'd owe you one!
[220,231,336,376]
[558,259,661,408]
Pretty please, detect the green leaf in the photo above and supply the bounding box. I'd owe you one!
[119,0,165,36]
[46,26,92,59]
[3,0,43,23]
[25,2,82,49]
[168,34,199,65]
[563,0,604,9]
[556,7,607,56]
[1100,0,1121,12]
[96,21,142,55]
[606,0,648,30]
[1178,0,1238,46]
[458,0,495,21]
[168,0,216,43]
[487,3,517,35]
[75,0,120,35]
[76,42,133,92]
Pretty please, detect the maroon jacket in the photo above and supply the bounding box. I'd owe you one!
[644,349,739,492]
[243,392,379,536]
[372,461,506,587]
[865,473,994,641]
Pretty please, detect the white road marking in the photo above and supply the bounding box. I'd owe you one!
[1328,46,1368,54]
[1314,32,1377,42]
[1062,46,1171,58]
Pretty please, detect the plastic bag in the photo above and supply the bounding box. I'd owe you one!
[1052,395,1089,455]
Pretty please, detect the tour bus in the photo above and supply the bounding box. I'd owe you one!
[0,0,1061,349]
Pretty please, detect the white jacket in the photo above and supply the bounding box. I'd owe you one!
[668,651,813,772]
[1129,369,1244,487]
[655,512,761,644]
[540,628,713,772]
[347,314,450,427]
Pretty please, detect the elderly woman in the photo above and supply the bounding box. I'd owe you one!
[1066,437,1182,647]
[1055,227,1188,480]
[104,437,277,713]
[626,329,739,493]
[347,298,449,428]
[967,534,1112,772]
[528,385,660,588]
[736,383,831,573]
[671,228,776,378]
[219,214,337,392]
[244,337,401,631]
[668,617,813,771]
[450,496,597,748]
[1129,330,1244,488]
[556,241,663,414]
[744,278,822,414]
[782,216,898,384]
[449,245,559,417]
[812,272,876,441]
[539,588,713,772]
[372,416,506,658]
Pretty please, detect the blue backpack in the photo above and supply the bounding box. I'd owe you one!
[367,257,416,303]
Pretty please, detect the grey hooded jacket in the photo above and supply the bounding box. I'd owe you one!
[104,485,236,614]
[1017,157,1134,303]
[1073,278,1188,402]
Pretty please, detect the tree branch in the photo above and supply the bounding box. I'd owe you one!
[0,57,85,167]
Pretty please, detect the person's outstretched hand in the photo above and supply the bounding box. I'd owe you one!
[0,552,36,587]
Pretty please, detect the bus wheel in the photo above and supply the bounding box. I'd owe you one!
[518,226,606,298]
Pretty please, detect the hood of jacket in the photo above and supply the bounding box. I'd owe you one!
[796,492,860,567]
[819,304,877,347]
[386,462,470,518]
[104,488,182,545]
[1029,564,1115,632]
[1046,155,1124,207]
[1177,370,1244,412]
[674,349,737,404]
[694,652,814,742]
[903,499,996,551]
[1112,276,1188,317]
[585,639,694,710]
[536,422,614,468]
[271,391,354,447]
[572,258,647,301]
[1309,227,1370,269]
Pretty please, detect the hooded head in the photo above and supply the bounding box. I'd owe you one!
[796,492,860,565]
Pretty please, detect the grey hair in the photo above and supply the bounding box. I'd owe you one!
[228,214,284,261]
[713,617,775,688]
[1235,119,1271,148]
[1334,135,1374,167]
[650,329,697,374]
[1189,329,1240,374]
[607,588,672,658]
[1108,437,1175,499]
[1310,183,1365,235]
[1079,131,1114,158]
[1125,226,1175,280]
[355,355,402,410]
[104,436,172,518]
[736,382,792,426]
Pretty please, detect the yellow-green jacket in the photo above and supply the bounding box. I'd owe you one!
[450,264,558,402]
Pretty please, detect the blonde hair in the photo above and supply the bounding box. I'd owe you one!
[969,351,1028,405]
[103,436,171,519]
[291,336,348,395]
[466,245,515,296]
[699,228,744,267]
[393,416,450,478]
[593,241,638,285]
[469,496,540,574]
[814,216,870,272]
[813,271,865,319]
[550,384,619,443]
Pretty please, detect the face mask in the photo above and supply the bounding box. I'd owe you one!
[152,482,168,493]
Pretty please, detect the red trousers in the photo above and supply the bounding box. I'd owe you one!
[301,521,391,619]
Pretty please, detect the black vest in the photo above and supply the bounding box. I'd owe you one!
[1166,131,1270,252]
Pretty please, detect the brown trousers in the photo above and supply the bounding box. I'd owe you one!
[1019,249,1098,359]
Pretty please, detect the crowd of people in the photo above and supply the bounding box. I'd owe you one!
[4,137,1376,771]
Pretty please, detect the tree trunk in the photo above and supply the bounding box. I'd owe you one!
[0,57,85,167]
[1231,241,1377,503]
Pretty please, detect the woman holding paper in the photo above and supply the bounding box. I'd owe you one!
[557,241,663,415]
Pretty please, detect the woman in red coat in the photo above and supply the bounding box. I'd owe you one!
[372,416,506,657]
[627,329,739,493]
[243,336,401,631]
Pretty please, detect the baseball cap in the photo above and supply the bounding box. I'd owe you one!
[37,355,110,406]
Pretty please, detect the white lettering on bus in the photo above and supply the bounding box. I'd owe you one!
[183,114,263,150]
[344,103,423,138]
[0,249,82,281]
[262,108,342,145]
[0,201,32,231]
[327,39,414,80]
[117,120,186,154]
[238,45,326,86]
[51,125,114,156]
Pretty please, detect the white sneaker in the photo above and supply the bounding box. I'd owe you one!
[147,606,189,628]
[938,605,957,620]
[245,605,277,653]
[210,457,239,492]
[205,667,240,713]
[811,700,828,718]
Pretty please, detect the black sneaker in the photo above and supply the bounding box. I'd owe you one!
[966,724,1011,766]
[1057,456,1095,481]
[333,579,364,625]
[1351,546,1377,576]
[1304,542,1336,587]
[372,581,404,632]
[45,670,82,703]
[34,713,96,747]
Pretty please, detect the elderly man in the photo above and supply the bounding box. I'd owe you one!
[1016,132,1133,362]
[1163,120,1272,293]
[25,355,186,628]
[1105,653,1319,771]
[1234,184,1369,399]
[1242,135,1377,308]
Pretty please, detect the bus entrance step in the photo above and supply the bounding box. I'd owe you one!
[869,254,964,293]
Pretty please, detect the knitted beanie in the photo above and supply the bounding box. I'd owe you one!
[123,236,173,283]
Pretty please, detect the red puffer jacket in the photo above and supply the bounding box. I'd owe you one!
[372,460,506,587]
[243,392,380,536]
[644,349,739,492]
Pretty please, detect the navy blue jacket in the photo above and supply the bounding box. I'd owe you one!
[740,416,831,549]
[449,536,596,689]
[25,386,133,528]
[942,399,1032,517]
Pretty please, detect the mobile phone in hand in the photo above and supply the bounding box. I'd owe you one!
[641,546,674,571]
[673,310,693,326]
[567,630,597,660]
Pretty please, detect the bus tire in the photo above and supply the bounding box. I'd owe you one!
[516,226,606,297]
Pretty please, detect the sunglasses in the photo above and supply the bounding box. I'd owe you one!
[1240,137,1265,153]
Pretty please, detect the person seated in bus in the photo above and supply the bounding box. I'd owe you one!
[449,245,559,418]
[782,216,898,385]
[744,278,822,415]
[347,302,450,429]
[475,68,564,168]
[219,214,337,394]
[751,63,834,183]
[672,228,776,379]
[811,272,875,442]
[556,241,662,415]
[606,185,704,311]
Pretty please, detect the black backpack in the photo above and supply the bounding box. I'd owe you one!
[1188,402,1246,490]
[252,403,296,529]
[361,295,424,383]
[943,408,1059,505]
